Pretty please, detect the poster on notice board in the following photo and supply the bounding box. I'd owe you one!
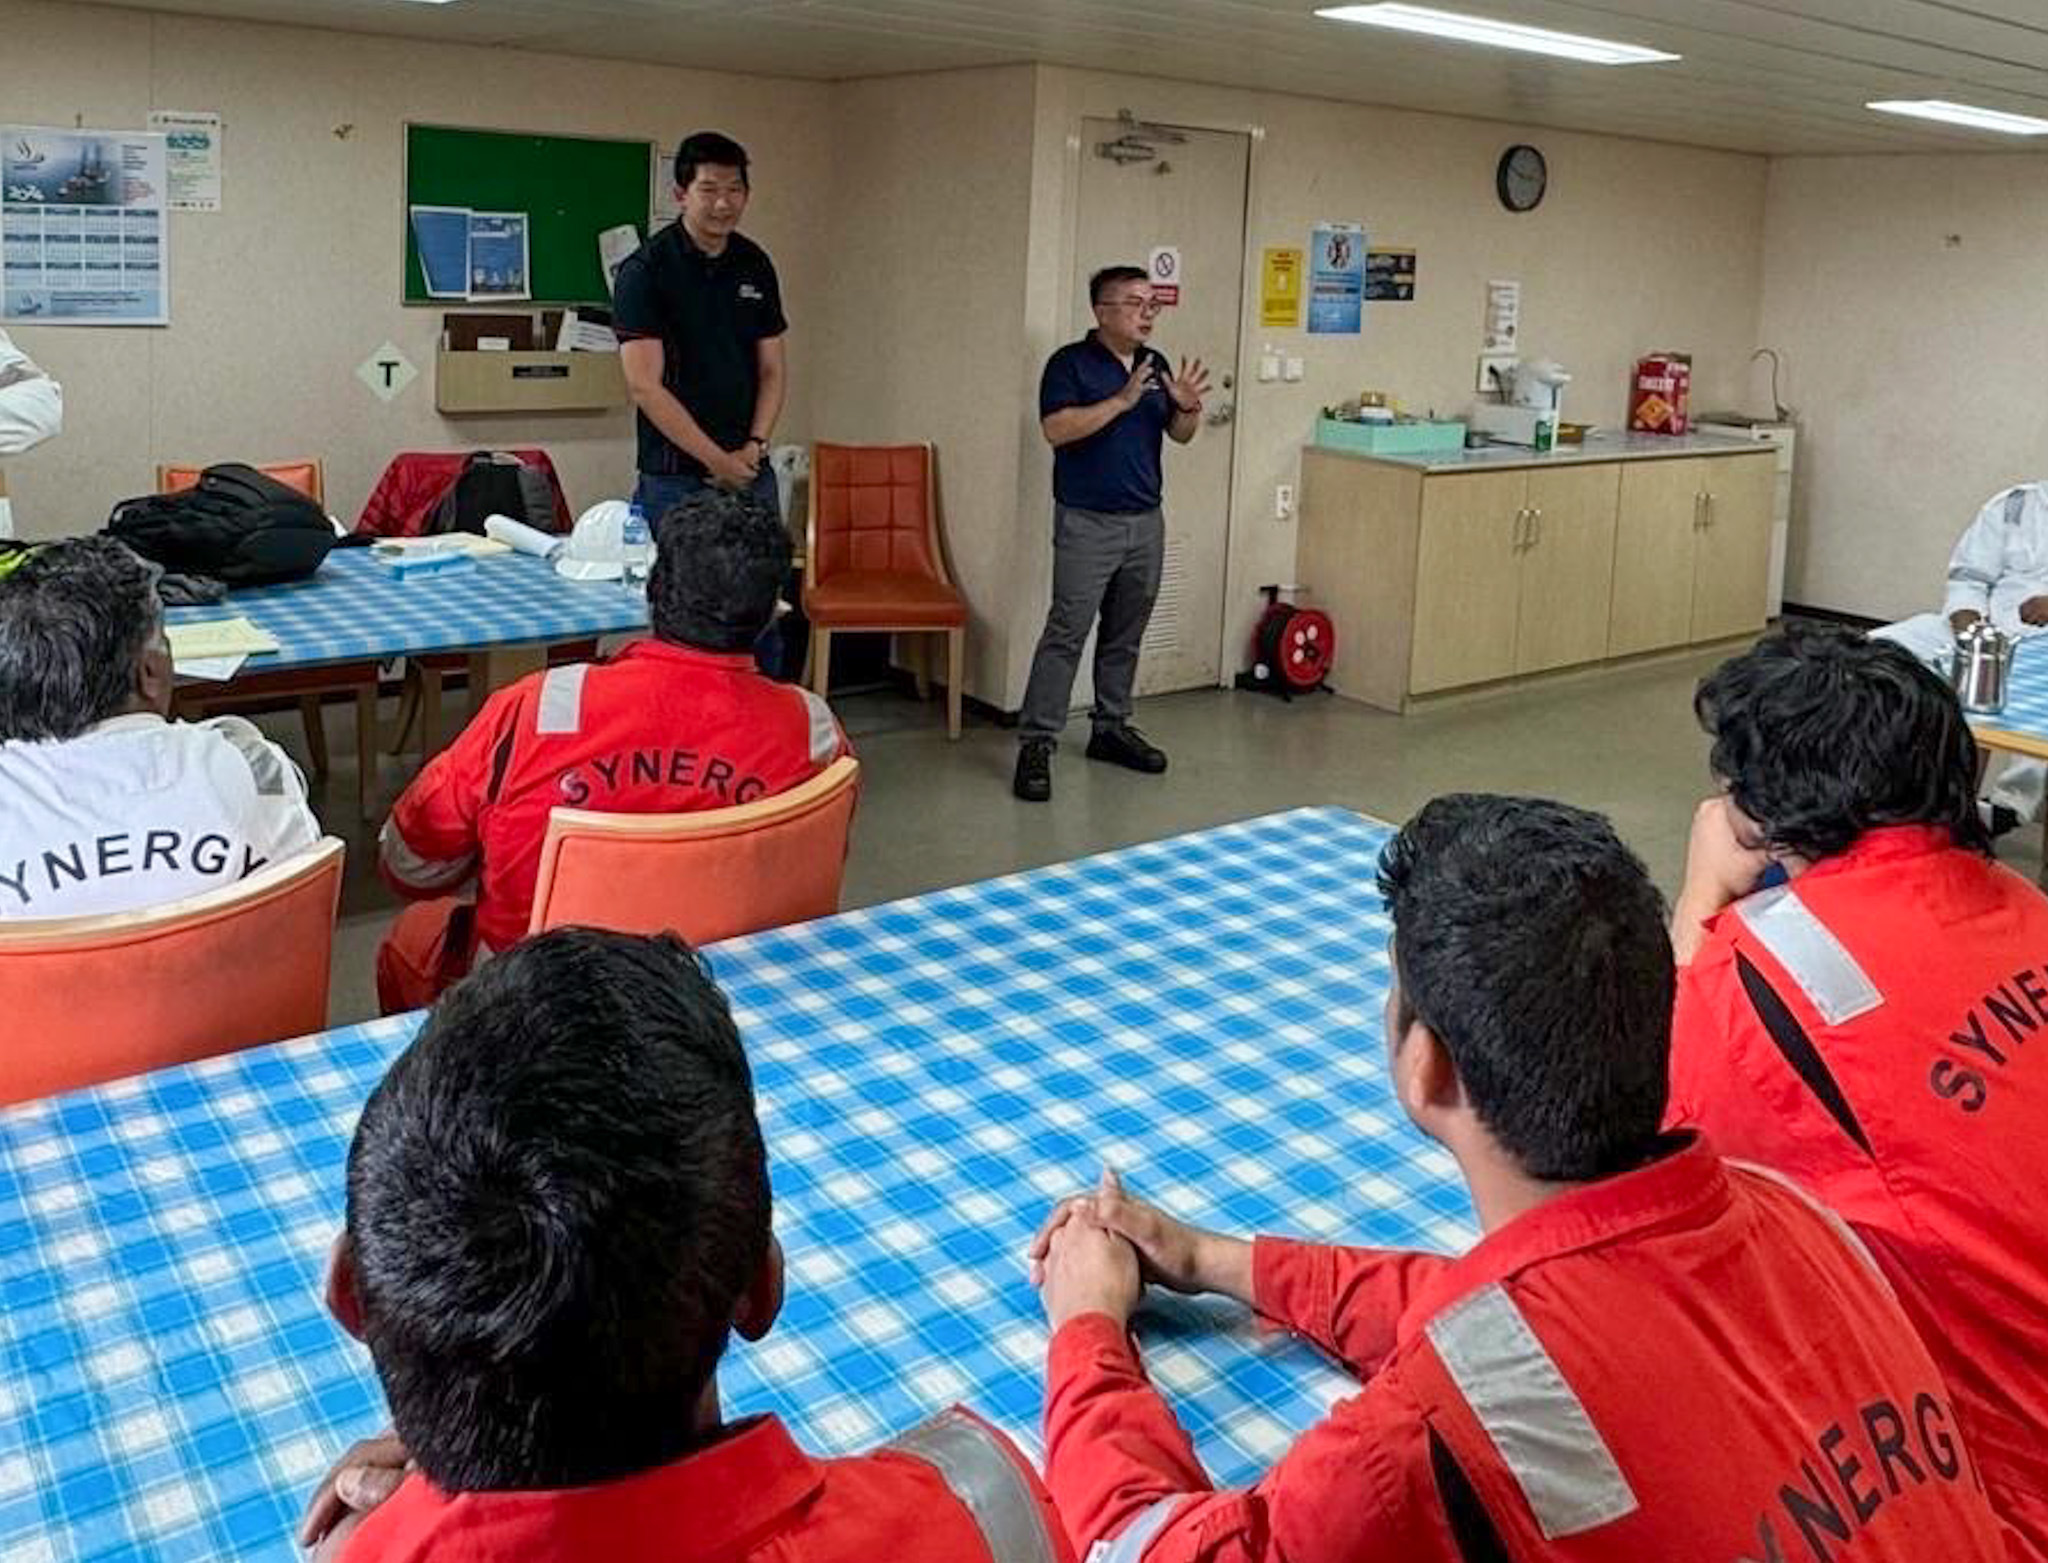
[2,126,169,325]
[1308,221,1364,334]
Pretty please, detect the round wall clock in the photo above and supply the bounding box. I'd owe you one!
[1497,144,1548,212]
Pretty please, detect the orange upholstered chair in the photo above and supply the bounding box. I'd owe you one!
[159,460,385,817]
[159,460,326,505]
[0,839,345,1105]
[528,757,860,945]
[805,444,967,739]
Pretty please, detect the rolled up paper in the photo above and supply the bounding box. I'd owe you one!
[484,514,564,561]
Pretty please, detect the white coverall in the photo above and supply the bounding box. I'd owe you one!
[1873,482,2048,822]
[0,330,63,538]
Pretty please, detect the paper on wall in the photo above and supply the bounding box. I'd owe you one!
[1260,247,1302,329]
[1308,221,1365,335]
[3,125,170,325]
[1484,278,1521,351]
[147,110,222,212]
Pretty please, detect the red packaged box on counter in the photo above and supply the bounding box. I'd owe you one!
[1630,353,1692,435]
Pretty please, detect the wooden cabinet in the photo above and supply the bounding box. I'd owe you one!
[1517,465,1621,676]
[1690,452,1776,642]
[1411,472,1524,693]
[1610,458,1710,656]
[1297,443,1778,712]
[1409,466,1621,694]
[1609,455,1775,655]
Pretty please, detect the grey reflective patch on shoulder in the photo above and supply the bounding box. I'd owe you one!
[798,685,841,766]
[535,663,588,735]
[377,817,475,893]
[1735,886,1883,1025]
[1425,1283,1638,1540]
[2005,488,2029,527]
[1085,1495,1183,1563]
[884,1410,1059,1563]
[208,715,301,800]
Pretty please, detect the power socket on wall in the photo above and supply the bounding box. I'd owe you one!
[1275,482,1295,520]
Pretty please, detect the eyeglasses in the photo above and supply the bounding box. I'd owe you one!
[1101,296,1163,315]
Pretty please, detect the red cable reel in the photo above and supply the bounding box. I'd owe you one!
[1241,584,1335,697]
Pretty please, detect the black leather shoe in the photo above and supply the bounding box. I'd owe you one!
[1013,738,1054,802]
[1086,724,1168,775]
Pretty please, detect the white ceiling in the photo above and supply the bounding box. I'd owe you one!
[88,0,2048,156]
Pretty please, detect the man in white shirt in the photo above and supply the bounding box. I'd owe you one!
[0,330,63,540]
[1873,482,2048,828]
[0,537,320,919]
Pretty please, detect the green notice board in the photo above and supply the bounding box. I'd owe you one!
[403,124,652,306]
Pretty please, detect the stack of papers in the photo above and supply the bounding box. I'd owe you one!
[167,616,279,681]
[167,617,278,660]
[375,534,512,558]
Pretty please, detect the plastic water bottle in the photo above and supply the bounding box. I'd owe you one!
[622,501,650,594]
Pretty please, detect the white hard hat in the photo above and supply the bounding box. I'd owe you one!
[555,500,647,581]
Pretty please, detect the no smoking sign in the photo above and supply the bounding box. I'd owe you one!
[1147,245,1181,306]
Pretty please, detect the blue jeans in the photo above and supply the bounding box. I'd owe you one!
[633,466,792,678]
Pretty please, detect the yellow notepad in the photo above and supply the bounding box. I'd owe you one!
[165,617,280,660]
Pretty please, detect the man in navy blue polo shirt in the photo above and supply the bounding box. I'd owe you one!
[615,131,792,673]
[1014,268,1210,802]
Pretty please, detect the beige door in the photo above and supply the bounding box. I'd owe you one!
[1411,471,1525,694]
[1515,464,1621,675]
[1690,453,1776,642]
[1069,118,1249,697]
[1610,458,1704,657]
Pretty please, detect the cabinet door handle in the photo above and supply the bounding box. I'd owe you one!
[1704,493,1715,527]
[1692,492,1705,531]
[1511,506,1528,548]
[1530,506,1543,546]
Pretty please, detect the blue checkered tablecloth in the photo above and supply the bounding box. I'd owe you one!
[164,548,648,673]
[0,807,1474,1562]
[1972,638,2048,745]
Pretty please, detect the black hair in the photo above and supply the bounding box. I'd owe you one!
[647,487,790,653]
[1089,265,1151,306]
[675,131,750,191]
[1695,624,1990,860]
[0,536,160,742]
[343,928,772,1492]
[1376,794,1673,1182]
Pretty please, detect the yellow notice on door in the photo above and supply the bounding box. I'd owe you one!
[1261,247,1302,329]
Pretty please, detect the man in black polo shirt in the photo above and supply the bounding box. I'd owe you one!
[614,130,788,553]
[1013,266,1210,803]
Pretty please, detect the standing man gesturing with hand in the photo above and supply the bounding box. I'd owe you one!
[614,131,787,527]
[1014,266,1209,803]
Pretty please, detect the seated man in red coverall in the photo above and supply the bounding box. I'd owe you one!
[1029,794,2017,1563]
[1667,625,2048,1560]
[375,487,848,1011]
[299,927,1074,1563]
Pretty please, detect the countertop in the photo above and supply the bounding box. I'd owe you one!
[1304,429,1772,474]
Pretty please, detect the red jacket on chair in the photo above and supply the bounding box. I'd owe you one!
[354,449,573,538]
[1670,824,2048,1559]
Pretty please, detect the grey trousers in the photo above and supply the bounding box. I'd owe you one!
[1019,503,1165,742]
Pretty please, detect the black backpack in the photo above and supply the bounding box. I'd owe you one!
[107,464,335,586]
[426,451,557,536]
